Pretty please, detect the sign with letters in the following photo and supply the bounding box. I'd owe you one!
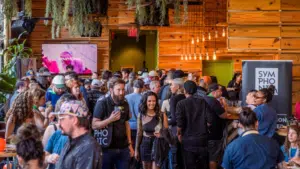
[242,60,292,128]
[94,125,112,148]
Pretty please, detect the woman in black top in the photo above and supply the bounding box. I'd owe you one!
[227,72,242,100]
[135,91,168,169]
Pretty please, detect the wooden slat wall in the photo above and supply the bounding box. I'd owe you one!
[28,0,228,72]
[228,0,300,114]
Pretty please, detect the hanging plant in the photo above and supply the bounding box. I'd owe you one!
[25,0,32,18]
[174,0,180,24]
[183,0,188,24]
[136,0,147,25]
[63,0,71,24]
[3,0,18,21]
[71,0,92,35]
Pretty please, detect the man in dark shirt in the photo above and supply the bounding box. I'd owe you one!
[203,83,227,169]
[168,78,185,169]
[55,100,102,169]
[92,78,134,169]
[176,80,212,169]
[87,79,105,115]
[222,107,284,169]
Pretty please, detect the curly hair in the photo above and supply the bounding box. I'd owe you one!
[258,85,275,103]
[29,87,46,106]
[5,91,34,125]
[16,123,42,142]
[16,138,44,168]
[139,91,160,120]
[284,125,300,157]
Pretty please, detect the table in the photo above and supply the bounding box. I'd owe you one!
[0,145,17,169]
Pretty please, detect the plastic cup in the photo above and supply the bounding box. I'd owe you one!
[0,138,6,152]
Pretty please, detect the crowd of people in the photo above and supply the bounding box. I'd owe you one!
[2,64,299,169]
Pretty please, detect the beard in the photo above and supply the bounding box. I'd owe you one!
[112,93,125,105]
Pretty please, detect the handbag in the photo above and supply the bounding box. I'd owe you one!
[94,98,113,148]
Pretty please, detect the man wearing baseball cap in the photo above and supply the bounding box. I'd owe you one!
[203,83,227,169]
[46,75,66,108]
[87,79,105,114]
[55,100,102,169]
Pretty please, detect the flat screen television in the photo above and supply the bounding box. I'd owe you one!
[42,44,97,74]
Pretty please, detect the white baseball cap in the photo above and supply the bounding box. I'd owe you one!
[52,75,65,89]
[149,70,158,77]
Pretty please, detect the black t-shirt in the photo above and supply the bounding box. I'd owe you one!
[176,96,213,151]
[87,89,105,115]
[203,96,226,140]
[93,95,130,149]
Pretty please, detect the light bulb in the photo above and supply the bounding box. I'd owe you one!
[185,54,188,61]
[213,51,217,60]
[215,31,218,38]
[202,34,205,41]
[191,38,194,45]
[199,53,202,60]
[194,53,197,60]
[196,37,199,43]
[208,32,211,40]
[206,52,209,60]
[189,54,192,60]
[222,28,226,37]
[180,54,183,60]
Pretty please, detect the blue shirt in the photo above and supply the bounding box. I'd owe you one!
[125,93,142,130]
[45,130,68,169]
[9,90,19,108]
[45,88,63,108]
[253,104,277,137]
[280,146,297,162]
[222,133,284,169]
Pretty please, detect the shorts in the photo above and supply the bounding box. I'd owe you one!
[208,140,223,162]
[140,136,155,162]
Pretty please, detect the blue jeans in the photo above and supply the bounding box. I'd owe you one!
[102,148,130,169]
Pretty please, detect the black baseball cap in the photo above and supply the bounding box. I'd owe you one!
[208,83,220,93]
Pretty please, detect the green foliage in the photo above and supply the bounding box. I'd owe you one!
[174,0,180,24]
[25,0,32,18]
[0,32,30,103]
[3,0,17,21]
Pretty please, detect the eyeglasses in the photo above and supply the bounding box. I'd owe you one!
[254,95,264,99]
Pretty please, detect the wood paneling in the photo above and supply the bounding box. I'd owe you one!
[228,0,280,11]
[228,12,280,24]
[228,26,280,37]
[281,0,300,10]
[281,26,300,37]
[281,38,300,49]
[228,0,300,114]
[228,38,280,49]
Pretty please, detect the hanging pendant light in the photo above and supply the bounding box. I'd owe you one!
[196,37,199,43]
[199,53,203,60]
[215,30,218,38]
[185,54,188,61]
[213,51,217,60]
[180,54,184,60]
[189,54,192,60]
[194,53,197,60]
[206,52,209,60]
[222,27,226,37]
[191,38,195,45]
[208,32,211,40]
[202,34,205,41]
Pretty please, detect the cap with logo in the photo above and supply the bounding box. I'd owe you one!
[52,75,66,89]
[53,100,89,118]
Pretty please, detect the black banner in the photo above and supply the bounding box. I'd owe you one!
[242,60,293,128]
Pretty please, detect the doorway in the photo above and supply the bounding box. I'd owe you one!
[202,60,233,86]
[110,30,158,72]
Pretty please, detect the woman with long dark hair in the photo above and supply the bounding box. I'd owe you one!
[227,72,242,100]
[253,85,277,138]
[135,91,168,169]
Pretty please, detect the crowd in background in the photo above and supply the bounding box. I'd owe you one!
[2,64,300,169]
